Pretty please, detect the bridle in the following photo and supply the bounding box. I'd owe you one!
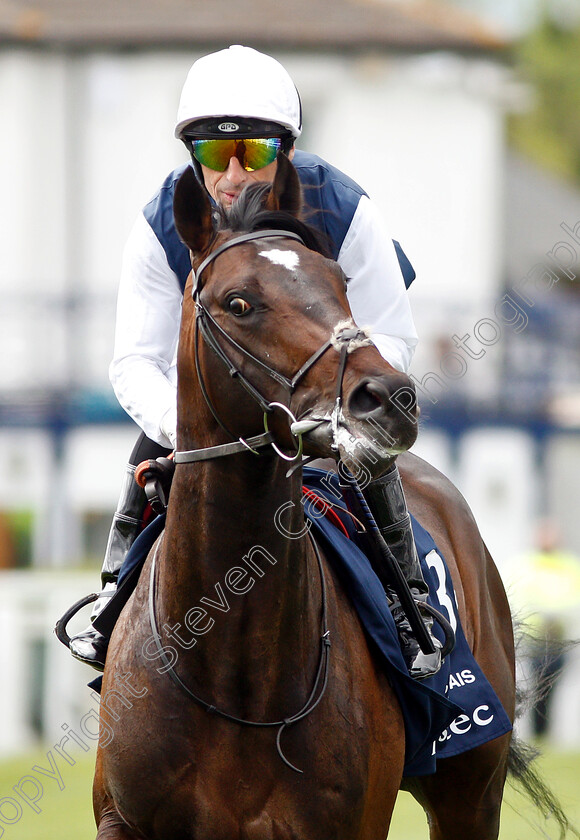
[157,229,372,771]
[148,228,451,765]
[174,228,372,466]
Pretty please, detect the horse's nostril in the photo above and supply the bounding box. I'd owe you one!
[349,381,383,418]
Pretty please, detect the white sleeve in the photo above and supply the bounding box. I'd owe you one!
[109,211,184,447]
[338,195,418,373]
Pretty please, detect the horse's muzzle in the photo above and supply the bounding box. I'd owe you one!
[348,375,419,437]
[296,375,418,474]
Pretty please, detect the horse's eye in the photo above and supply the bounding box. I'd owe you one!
[228,297,252,316]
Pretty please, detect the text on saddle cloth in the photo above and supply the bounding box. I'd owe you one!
[301,467,512,777]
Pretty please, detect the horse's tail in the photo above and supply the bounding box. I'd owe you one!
[507,735,578,839]
[506,617,580,839]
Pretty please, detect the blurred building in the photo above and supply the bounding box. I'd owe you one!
[1,0,580,751]
[448,0,580,37]
[0,0,510,568]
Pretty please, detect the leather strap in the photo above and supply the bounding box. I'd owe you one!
[174,431,274,464]
[193,230,305,298]
[147,530,331,774]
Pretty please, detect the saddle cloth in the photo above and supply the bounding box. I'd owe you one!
[301,467,512,776]
[91,467,512,777]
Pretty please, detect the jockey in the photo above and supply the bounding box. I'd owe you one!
[69,45,441,680]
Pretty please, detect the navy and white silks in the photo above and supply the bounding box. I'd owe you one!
[109,150,419,447]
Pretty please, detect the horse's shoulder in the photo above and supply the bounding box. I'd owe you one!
[397,450,490,615]
[398,451,475,526]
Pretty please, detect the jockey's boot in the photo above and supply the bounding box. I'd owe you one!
[69,464,147,671]
[363,464,442,680]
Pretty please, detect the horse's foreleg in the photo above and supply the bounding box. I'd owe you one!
[96,809,144,840]
[94,752,145,840]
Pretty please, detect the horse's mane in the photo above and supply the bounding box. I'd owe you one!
[216,182,333,259]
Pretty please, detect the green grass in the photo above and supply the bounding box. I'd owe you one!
[0,748,96,839]
[391,748,580,839]
[507,749,580,839]
[0,745,579,838]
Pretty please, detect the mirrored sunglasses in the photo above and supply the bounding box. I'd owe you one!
[191,137,282,172]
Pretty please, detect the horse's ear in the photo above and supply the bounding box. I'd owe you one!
[173,166,215,254]
[266,153,302,218]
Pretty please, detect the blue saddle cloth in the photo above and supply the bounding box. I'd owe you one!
[301,468,512,776]
[103,467,511,777]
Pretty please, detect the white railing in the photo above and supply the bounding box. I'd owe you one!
[0,570,101,757]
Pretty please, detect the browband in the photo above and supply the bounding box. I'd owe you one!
[193,229,305,297]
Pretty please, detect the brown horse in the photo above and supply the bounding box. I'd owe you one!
[93,156,517,840]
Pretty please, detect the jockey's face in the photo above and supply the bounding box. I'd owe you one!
[201,145,295,209]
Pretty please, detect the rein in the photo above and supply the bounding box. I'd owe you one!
[147,530,331,774]
[160,231,373,771]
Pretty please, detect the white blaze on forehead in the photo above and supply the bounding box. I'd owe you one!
[259,249,300,271]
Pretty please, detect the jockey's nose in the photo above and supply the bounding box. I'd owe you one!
[225,156,248,185]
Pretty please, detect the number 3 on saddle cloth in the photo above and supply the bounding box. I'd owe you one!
[91,466,512,777]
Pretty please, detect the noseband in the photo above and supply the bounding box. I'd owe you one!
[174,229,372,465]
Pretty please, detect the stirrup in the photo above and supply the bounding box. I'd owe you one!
[63,584,117,671]
[390,596,453,680]
[55,592,109,671]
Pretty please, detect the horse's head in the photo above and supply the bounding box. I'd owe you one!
[173,155,418,477]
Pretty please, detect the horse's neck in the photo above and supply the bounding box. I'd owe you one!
[157,456,321,707]
[163,456,309,599]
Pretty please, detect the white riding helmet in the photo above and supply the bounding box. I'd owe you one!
[175,45,302,140]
